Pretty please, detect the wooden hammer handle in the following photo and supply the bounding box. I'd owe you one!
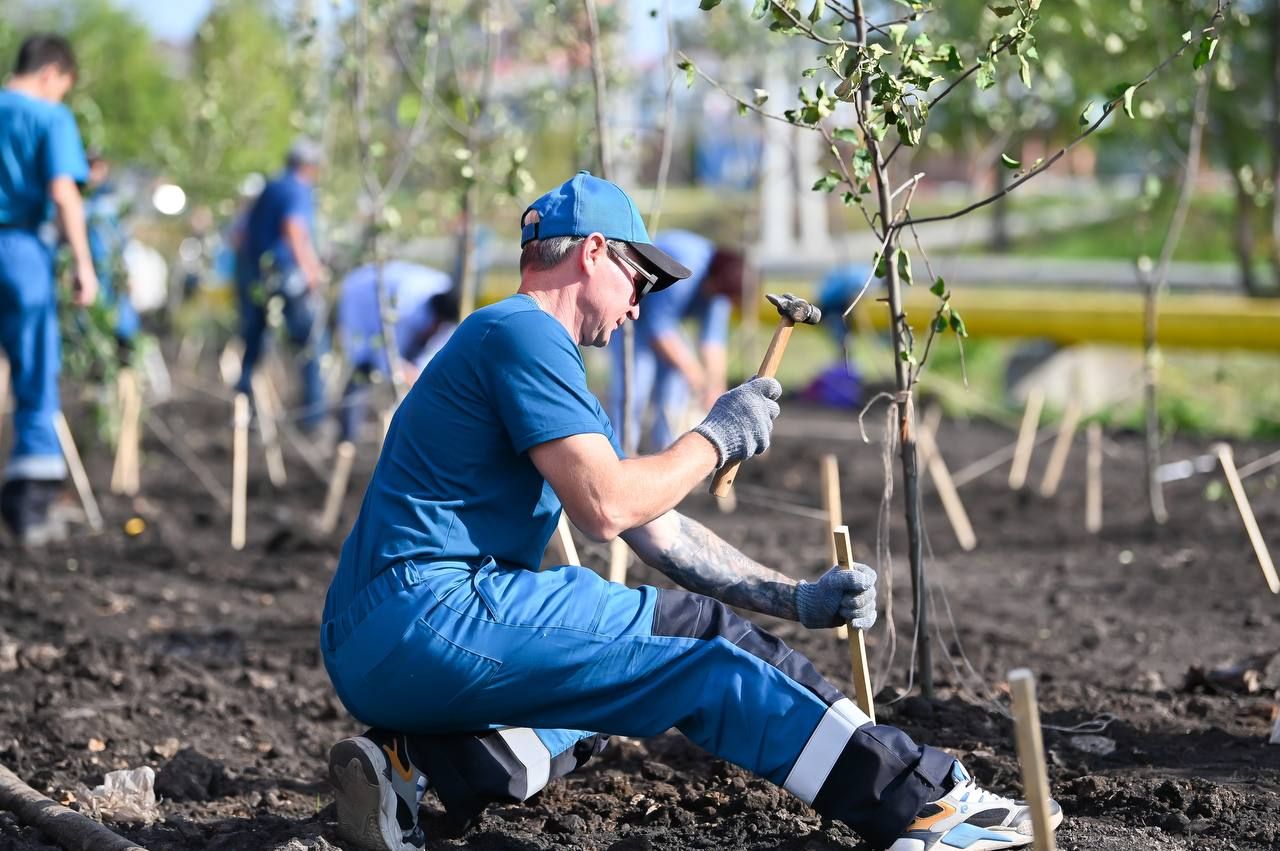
[710,320,793,497]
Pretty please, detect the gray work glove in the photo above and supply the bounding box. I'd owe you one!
[692,377,782,468]
[795,564,878,630]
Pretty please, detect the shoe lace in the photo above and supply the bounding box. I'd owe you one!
[957,780,1019,809]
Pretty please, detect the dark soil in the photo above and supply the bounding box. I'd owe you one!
[2,382,1279,851]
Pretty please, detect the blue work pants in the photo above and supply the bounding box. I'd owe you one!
[320,559,954,848]
[235,262,328,431]
[0,230,66,481]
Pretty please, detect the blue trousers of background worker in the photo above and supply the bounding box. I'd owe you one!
[321,559,956,848]
[0,230,67,482]
[608,341,690,454]
[235,264,328,431]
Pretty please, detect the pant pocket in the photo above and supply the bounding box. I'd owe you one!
[352,615,502,731]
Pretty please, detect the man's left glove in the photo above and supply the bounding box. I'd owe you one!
[794,564,877,630]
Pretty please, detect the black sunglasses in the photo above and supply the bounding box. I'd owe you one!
[607,243,659,303]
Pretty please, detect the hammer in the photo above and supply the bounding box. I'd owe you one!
[710,292,821,497]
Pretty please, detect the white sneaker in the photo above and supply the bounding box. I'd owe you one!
[888,762,1064,851]
[329,730,428,851]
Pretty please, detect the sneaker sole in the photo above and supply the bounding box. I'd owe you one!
[329,737,415,851]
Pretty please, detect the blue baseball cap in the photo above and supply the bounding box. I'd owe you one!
[520,171,691,292]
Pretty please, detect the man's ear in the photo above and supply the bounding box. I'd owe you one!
[579,232,607,275]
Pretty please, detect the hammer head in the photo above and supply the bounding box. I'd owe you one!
[767,292,821,325]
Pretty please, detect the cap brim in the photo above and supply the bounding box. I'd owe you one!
[629,241,691,293]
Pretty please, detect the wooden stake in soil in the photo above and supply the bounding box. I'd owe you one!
[231,393,249,551]
[0,761,151,851]
[1009,386,1045,490]
[111,368,142,496]
[834,525,875,724]
[1085,422,1103,534]
[916,418,978,551]
[218,339,242,387]
[318,441,356,534]
[250,372,287,488]
[551,514,581,568]
[1213,443,1280,594]
[1008,668,1058,851]
[608,537,628,584]
[53,412,102,532]
[821,454,852,640]
[0,356,9,449]
[1039,397,1082,499]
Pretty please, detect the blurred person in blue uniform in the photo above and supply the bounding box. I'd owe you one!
[607,230,743,452]
[0,35,98,546]
[234,139,328,431]
[335,261,458,443]
[83,149,139,355]
[799,263,869,409]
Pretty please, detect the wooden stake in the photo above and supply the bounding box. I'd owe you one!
[53,412,102,532]
[250,372,287,487]
[608,536,628,584]
[111,368,142,496]
[1085,422,1103,534]
[1008,668,1058,851]
[834,525,875,724]
[1214,443,1280,594]
[0,356,9,450]
[218,339,242,387]
[318,441,356,534]
[821,454,852,640]
[1039,398,1082,499]
[550,514,581,568]
[231,393,249,550]
[1009,386,1045,490]
[916,419,978,551]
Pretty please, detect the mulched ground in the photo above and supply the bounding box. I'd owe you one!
[1,381,1278,851]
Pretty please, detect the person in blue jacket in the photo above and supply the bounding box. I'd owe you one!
[607,230,741,452]
[335,261,458,443]
[83,150,139,355]
[320,172,1061,851]
[234,139,328,431]
[0,35,98,546]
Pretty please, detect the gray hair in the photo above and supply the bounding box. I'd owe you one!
[520,235,631,273]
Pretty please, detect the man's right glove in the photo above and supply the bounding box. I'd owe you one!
[692,377,782,468]
[795,563,878,630]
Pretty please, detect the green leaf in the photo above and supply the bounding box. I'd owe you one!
[1018,55,1031,88]
[949,310,969,337]
[988,4,1017,16]
[874,251,887,278]
[1105,81,1132,101]
[1000,153,1021,169]
[1079,101,1094,126]
[738,103,749,116]
[811,171,841,192]
[933,316,948,332]
[1122,85,1138,119]
[808,0,823,23]
[933,44,964,72]
[896,248,913,285]
[751,0,769,19]
[976,60,997,90]
[677,58,695,89]
[889,24,908,45]
[930,277,946,296]
[753,88,770,105]
[832,128,859,142]
[1193,36,1218,69]
[396,93,421,125]
[698,0,722,10]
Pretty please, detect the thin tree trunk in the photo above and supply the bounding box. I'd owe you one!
[854,0,931,697]
[1271,0,1280,287]
[1143,76,1210,526]
[1232,169,1260,295]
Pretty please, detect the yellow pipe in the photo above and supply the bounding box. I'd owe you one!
[850,288,1280,353]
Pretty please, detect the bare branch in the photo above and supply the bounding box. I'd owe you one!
[677,52,813,127]
[648,0,678,232]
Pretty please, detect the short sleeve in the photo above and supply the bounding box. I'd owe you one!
[282,180,312,224]
[480,310,620,456]
[697,294,732,347]
[43,107,88,184]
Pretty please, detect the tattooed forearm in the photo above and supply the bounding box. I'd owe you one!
[630,512,799,620]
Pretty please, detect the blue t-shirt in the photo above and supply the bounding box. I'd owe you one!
[338,261,454,371]
[327,294,622,613]
[635,230,730,347]
[0,90,87,231]
[238,170,313,276]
